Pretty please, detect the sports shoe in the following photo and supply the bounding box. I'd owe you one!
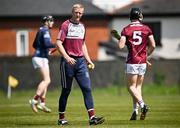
[89,116,105,125]
[140,105,149,120]
[29,99,38,113]
[37,104,51,113]
[130,111,137,120]
[58,119,68,125]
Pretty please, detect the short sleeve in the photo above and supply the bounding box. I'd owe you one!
[57,22,68,42]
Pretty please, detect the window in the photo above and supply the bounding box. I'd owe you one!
[16,30,29,56]
[144,22,162,47]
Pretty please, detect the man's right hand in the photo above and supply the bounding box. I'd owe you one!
[66,57,76,65]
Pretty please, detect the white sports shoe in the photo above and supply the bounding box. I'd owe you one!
[58,119,68,125]
[29,99,38,113]
[37,103,51,113]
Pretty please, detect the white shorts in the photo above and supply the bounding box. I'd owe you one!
[32,57,49,69]
[125,63,147,75]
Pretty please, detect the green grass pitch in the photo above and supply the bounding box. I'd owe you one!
[0,85,180,128]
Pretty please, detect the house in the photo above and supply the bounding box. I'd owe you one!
[1,0,180,60]
[94,0,180,60]
[0,0,110,60]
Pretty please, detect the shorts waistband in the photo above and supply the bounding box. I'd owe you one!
[69,55,84,58]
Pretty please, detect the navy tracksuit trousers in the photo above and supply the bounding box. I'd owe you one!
[58,57,94,112]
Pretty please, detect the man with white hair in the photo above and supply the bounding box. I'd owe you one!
[56,3,105,125]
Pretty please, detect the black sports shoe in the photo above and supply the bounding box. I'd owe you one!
[140,105,149,120]
[58,119,68,125]
[89,116,105,125]
[130,111,137,120]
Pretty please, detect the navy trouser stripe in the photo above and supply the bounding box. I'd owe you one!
[60,60,66,88]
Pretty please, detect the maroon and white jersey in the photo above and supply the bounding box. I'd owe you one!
[121,21,153,64]
[57,20,85,57]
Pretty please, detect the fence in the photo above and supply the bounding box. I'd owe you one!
[0,56,180,92]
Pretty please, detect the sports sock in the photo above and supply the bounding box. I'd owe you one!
[88,108,95,119]
[34,94,40,101]
[40,97,45,104]
[59,112,65,120]
[138,100,145,108]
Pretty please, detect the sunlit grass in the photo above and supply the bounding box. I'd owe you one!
[0,85,180,128]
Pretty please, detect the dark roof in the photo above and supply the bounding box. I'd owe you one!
[113,0,180,16]
[0,0,105,17]
[1,0,180,18]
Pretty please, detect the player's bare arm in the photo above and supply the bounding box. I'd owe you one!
[118,36,126,49]
[146,35,156,68]
[82,42,95,69]
[147,35,156,56]
[56,40,76,65]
